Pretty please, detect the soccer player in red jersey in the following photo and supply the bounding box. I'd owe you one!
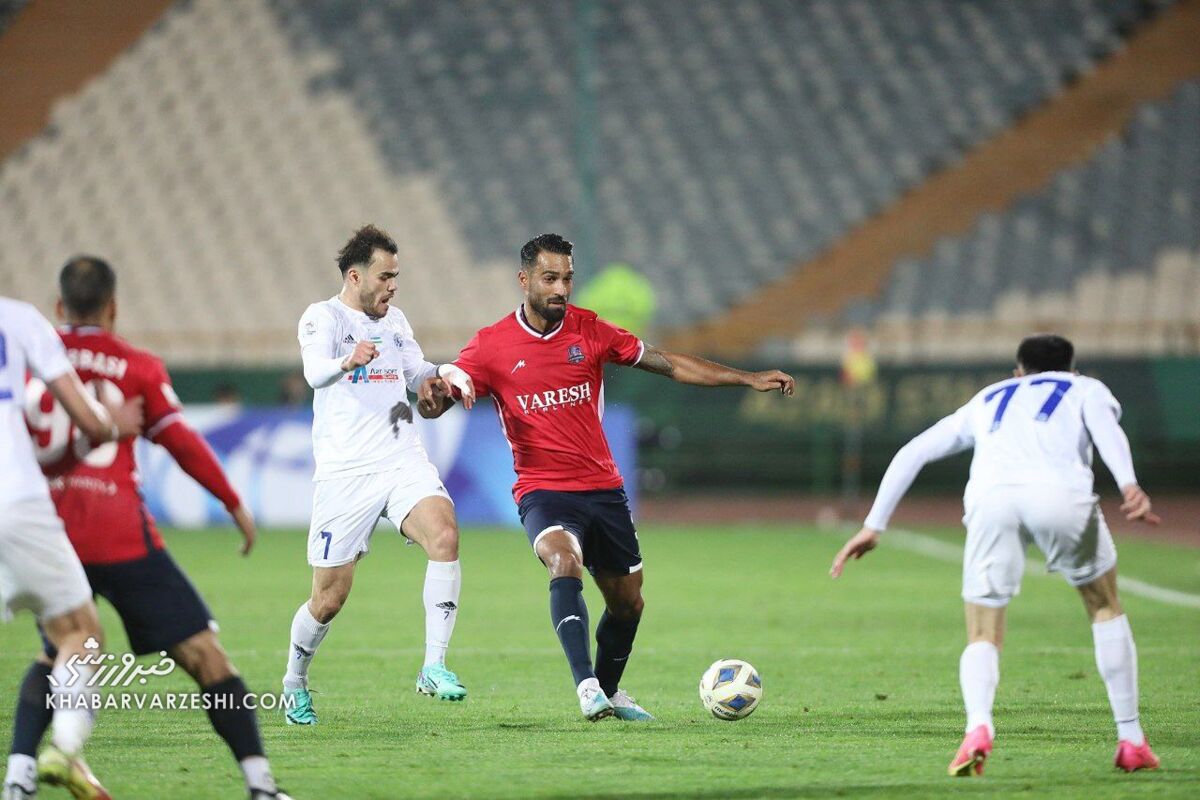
[419,233,795,720]
[15,258,291,800]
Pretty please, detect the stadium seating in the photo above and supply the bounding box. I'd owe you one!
[0,0,517,363]
[807,80,1200,361]
[0,0,1179,362]
[274,0,1169,327]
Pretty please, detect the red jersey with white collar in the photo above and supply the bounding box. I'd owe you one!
[453,305,643,501]
[25,326,240,564]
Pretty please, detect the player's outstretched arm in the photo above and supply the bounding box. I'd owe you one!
[830,527,880,578]
[1081,389,1161,525]
[633,345,795,395]
[230,504,258,555]
[153,419,255,553]
[830,409,974,579]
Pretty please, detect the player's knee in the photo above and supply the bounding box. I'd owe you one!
[428,525,459,560]
[544,548,584,579]
[173,635,236,686]
[310,592,347,624]
[612,594,643,621]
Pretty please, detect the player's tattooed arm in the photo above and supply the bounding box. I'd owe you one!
[634,345,795,395]
[634,346,676,378]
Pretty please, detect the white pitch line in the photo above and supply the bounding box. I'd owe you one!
[885,529,1200,610]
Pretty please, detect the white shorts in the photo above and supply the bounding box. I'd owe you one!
[961,485,1117,607]
[0,497,93,623]
[308,461,451,567]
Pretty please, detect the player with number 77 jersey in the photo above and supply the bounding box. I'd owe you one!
[830,334,1161,778]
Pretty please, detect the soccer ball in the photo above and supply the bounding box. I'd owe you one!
[699,658,762,720]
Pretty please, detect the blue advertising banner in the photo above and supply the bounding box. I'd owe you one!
[136,402,637,529]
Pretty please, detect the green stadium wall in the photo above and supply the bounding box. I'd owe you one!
[170,358,1200,494]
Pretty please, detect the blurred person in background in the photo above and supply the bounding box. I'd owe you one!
[573,261,657,338]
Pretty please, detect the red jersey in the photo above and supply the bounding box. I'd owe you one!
[25,325,240,564]
[453,305,643,501]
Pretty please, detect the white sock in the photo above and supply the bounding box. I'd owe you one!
[1093,614,1144,745]
[4,754,37,790]
[49,662,96,756]
[240,755,277,793]
[423,559,461,667]
[959,641,998,737]
[284,602,330,691]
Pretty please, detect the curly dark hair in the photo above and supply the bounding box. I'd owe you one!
[520,233,573,272]
[337,224,398,274]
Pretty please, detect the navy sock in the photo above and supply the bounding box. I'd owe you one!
[595,611,640,698]
[549,577,594,687]
[202,676,264,761]
[10,662,52,757]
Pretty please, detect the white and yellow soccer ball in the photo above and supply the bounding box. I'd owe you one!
[699,658,762,720]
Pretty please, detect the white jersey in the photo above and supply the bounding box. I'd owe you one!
[0,298,74,505]
[865,371,1136,531]
[298,296,440,481]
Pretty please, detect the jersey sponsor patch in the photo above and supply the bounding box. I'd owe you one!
[515,382,592,413]
[346,367,401,384]
[303,321,317,337]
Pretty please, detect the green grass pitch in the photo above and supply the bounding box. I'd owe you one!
[1,524,1196,798]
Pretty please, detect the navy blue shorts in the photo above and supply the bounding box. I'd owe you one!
[42,548,213,658]
[518,487,642,576]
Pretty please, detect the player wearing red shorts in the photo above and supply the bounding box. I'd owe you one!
[418,234,795,721]
[12,257,291,800]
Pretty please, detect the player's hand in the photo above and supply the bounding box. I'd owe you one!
[1119,484,1161,525]
[830,527,880,578]
[417,377,453,418]
[747,369,795,396]
[109,396,144,439]
[437,364,475,410]
[231,504,257,556]
[341,341,379,372]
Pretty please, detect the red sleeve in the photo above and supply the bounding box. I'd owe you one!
[595,317,644,366]
[452,331,491,397]
[152,422,242,511]
[140,355,185,437]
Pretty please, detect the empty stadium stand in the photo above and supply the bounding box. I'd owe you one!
[785,80,1200,361]
[0,0,1188,364]
[275,0,1170,327]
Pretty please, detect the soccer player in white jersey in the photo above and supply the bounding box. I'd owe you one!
[0,296,141,800]
[830,335,1162,776]
[281,225,476,723]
